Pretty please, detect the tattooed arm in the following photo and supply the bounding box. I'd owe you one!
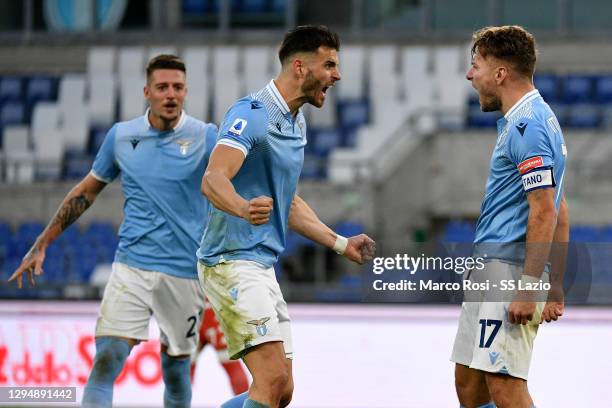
[9,174,108,288]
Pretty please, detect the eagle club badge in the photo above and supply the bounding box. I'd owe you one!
[176,140,193,155]
[247,317,271,336]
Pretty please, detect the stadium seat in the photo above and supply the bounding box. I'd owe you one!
[1,125,34,183]
[601,104,612,128]
[594,76,612,104]
[63,150,93,180]
[337,46,366,100]
[183,47,210,121]
[570,225,601,242]
[300,155,325,180]
[0,77,23,102]
[467,104,499,127]
[0,101,25,126]
[26,76,57,108]
[563,75,594,104]
[118,47,145,77]
[87,47,115,78]
[31,102,63,180]
[244,46,273,94]
[534,75,560,103]
[433,46,468,129]
[88,76,116,126]
[241,0,267,13]
[443,221,475,243]
[566,104,600,128]
[309,128,342,156]
[337,99,370,129]
[335,221,364,238]
[212,46,241,124]
[89,125,111,154]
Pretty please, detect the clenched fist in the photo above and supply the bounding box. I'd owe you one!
[241,196,273,225]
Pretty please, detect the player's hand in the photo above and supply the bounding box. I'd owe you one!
[508,299,537,325]
[241,196,273,225]
[540,300,564,323]
[343,234,376,265]
[540,285,564,323]
[8,243,46,289]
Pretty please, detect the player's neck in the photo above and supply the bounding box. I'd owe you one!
[500,82,536,116]
[273,77,303,117]
[148,111,179,131]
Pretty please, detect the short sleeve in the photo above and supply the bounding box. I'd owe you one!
[91,124,120,183]
[507,119,555,192]
[217,98,268,157]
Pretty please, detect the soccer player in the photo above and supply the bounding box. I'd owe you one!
[450,26,569,408]
[190,298,249,394]
[197,25,376,408]
[9,55,217,408]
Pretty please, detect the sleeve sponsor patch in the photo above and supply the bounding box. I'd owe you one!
[521,168,555,192]
[228,118,247,136]
[517,156,544,174]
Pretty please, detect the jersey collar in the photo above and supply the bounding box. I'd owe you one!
[144,108,186,131]
[504,89,540,120]
[266,80,291,116]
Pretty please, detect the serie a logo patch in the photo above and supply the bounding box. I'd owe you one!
[228,118,247,136]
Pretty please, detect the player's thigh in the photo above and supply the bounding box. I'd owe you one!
[95,262,154,340]
[454,363,490,406]
[153,273,205,356]
[198,260,291,361]
[470,262,545,380]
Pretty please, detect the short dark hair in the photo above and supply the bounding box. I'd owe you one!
[146,54,186,82]
[278,25,340,65]
[471,25,537,78]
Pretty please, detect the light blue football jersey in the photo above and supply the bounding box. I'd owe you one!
[197,80,307,268]
[473,90,567,263]
[91,110,217,279]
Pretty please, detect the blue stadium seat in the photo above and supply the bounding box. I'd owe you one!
[89,125,111,154]
[85,222,116,241]
[0,77,23,102]
[570,225,601,242]
[26,76,56,103]
[443,221,476,243]
[309,128,342,156]
[63,151,93,180]
[594,76,612,104]
[183,0,216,13]
[534,75,560,103]
[565,104,600,128]
[241,0,267,12]
[335,221,364,238]
[300,155,325,180]
[337,99,370,128]
[270,0,287,12]
[467,105,499,128]
[563,76,594,104]
[0,101,25,125]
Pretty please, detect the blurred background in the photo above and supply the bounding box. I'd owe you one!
[0,0,611,406]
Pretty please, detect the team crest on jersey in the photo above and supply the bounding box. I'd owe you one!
[176,140,193,155]
[229,118,247,136]
[247,317,270,336]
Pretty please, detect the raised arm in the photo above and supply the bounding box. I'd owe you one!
[288,194,375,264]
[9,174,108,288]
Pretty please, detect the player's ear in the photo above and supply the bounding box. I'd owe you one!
[292,57,305,79]
[495,66,507,85]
